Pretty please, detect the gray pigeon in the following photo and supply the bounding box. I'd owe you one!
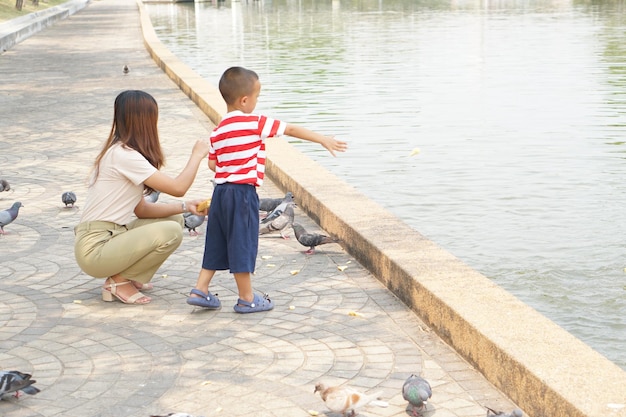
[260,192,295,224]
[144,190,161,203]
[61,191,77,207]
[259,203,295,239]
[291,223,338,254]
[0,179,10,192]
[0,370,40,399]
[183,212,205,236]
[486,406,523,417]
[0,202,23,235]
[259,191,293,214]
[402,374,432,417]
[123,64,129,74]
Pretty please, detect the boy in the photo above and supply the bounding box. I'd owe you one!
[187,66,347,313]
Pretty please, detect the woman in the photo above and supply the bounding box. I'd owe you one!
[74,90,209,305]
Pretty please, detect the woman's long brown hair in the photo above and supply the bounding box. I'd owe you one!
[91,90,165,194]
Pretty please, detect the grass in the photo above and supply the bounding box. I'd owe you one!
[0,0,70,23]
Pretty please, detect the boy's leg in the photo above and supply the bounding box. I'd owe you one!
[193,268,216,292]
[233,271,273,313]
[187,267,221,309]
[234,272,253,303]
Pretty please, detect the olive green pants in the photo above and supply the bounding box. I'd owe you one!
[74,215,184,283]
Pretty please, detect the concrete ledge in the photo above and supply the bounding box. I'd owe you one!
[0,0,90,51]
[134,1,626,416]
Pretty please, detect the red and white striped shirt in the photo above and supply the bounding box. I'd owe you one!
[209,111,286,186]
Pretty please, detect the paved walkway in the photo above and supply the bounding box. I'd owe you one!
[0,0,520,416]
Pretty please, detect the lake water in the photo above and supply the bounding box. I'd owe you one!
[145,0,626,370]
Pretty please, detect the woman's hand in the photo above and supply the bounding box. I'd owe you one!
[192,138,210,159]
[185,198,210,216]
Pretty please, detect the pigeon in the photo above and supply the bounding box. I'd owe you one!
[260,192,295,224]
[259,191,293,214]
[183,212,205,236]
[486,406,524,417]
[314,382,387,417]
[0,202,23,235]
[123,64,129,74]
[0,179,10,192]
[0,370,40,399]
[259,202,295,238]
[144,190,161,203]
[61,191,77,207]
[402,374,432,416]
[291,223,338,254]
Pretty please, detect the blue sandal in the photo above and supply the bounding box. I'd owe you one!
[233,293,274,313]
[187,289,221,309]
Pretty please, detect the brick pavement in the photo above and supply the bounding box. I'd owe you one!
[0,0,520,416]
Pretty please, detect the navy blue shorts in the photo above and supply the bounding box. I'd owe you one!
[202,183,259,273]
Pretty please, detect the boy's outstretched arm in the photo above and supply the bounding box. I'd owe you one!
[284,124,348,157]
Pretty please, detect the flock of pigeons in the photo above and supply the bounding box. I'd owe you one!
[0,182,522,416]
[0,181,77,235]
[0,368,522,417]
[0,186,337,256]
[258,191,338,254]
[182,190,340,254]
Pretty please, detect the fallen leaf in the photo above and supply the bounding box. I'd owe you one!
[73,300,82,304]
[290,270,300,275]
[161,274,168,278]
[201,380,212,385]
[266,264,276,267]
[348,311,363,317]
[337,265,347,272]
[409,147,421,157]
[308,411,319,416]
[289,305,296,310]
[261,255,273,260]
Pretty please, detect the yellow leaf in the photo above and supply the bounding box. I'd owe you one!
[308,411,319,416]
[409,147,421,157]
[348,311,363,317]
[261,255,273,260]
[290,270,300,275]
[73,300,82,304]
[337,265,347,272]
[289,305,296,310]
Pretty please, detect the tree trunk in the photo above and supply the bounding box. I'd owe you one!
[15,0,24,11]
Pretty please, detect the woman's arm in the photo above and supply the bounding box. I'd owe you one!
[143,139,209,197]
[134,197,206,219]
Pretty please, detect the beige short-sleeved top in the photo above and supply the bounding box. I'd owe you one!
[80,143,157,225]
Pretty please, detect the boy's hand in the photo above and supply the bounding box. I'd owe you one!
[322,135,348,157]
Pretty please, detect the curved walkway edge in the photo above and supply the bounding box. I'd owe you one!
[0,0,89,51]
[131,1,626,417]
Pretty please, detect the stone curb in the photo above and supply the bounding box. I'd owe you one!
[0,0,90,51]
[132,1,626,416]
